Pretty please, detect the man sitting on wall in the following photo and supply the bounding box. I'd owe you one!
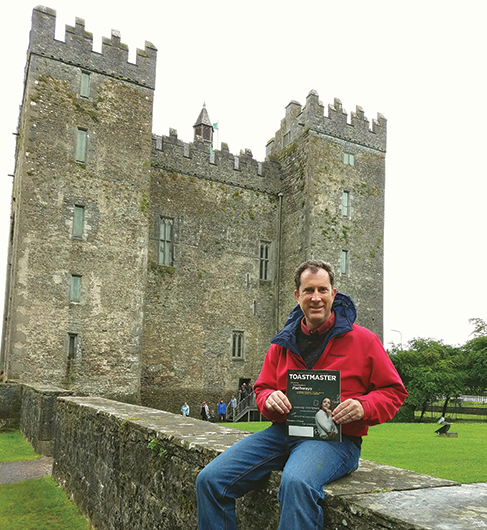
[196,260,407,529]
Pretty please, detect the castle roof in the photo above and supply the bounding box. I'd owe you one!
[193,103,213,128]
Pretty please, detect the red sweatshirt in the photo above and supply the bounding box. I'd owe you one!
[254,310,407,438]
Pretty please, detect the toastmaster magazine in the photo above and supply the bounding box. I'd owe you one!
[286,369,341,442]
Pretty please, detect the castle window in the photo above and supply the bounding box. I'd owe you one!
[76,129,87,163]
[341,191,350,217]
[68,333,78,359]
[80,72,90,98]
[260,242,270,281]
[232,331,244,359]
[283,131,291,147]
[343,152,354,166]
[234,156,240,170]
[158,217,174,266]
[340,250,349,275]
[73,205,84,238]
[257,162,263,176]
[70,275,81,302]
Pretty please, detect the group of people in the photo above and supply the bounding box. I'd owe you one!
[199,399,231,422]
[180,398,235,422]
[182,388,250,423]
[238,382,253,401]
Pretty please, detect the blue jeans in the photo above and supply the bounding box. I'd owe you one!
[196,422,360,530]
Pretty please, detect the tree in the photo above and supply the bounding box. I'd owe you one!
[389,339,466,421]
[462,318,487,394]
[468,317,487,339]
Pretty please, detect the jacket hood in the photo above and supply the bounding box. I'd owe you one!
[271,291,357,354]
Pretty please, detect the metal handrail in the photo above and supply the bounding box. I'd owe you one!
[226,392,256,421]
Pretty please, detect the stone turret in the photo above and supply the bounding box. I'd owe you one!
[193,103,214,143]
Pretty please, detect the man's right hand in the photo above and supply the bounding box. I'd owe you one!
[265,391,292,415]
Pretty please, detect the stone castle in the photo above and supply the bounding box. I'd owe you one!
[0,6,386,413]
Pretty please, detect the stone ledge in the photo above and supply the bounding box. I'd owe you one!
[49,396,487,530]
[329,483,487,530]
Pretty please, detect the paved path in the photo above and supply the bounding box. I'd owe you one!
[0,457,53,484]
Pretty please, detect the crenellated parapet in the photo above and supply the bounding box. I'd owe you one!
[266,90,386,158]
[28,6,157,89]
[151,130,281,194]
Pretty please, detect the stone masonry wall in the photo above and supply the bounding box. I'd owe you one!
[141,136,282,413]
[0,383,22,430]
[19,384,73,455]
[51,395,486,530]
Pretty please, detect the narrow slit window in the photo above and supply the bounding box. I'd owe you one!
[80,72,90,98]
[159,217,174,266]
[232,331,244,359]
[73,205,84,238]
[76,129,87,163]
[70,275,81,302]
[68,333,78,359]
[341,191,350,217]
[341,250,349,275]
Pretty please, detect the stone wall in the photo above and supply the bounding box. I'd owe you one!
[20,384,73,455]
[0,383,22,430]
[51,395,487,530]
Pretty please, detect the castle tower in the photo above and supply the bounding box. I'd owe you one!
[193,103,214,143]
[1,6,157,401]
[267,90,386,339]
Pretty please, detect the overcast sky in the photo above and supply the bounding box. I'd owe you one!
[1,0,486,350]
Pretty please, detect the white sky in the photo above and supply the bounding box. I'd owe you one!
[1,0,486,350]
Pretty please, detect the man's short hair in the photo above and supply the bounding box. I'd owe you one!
[294,260,335,291]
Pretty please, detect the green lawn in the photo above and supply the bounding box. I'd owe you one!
[0,477,91,530]
[0,430,41,462]
[228,421,487,484]
[0,431,91,530]
[361,422,487,484]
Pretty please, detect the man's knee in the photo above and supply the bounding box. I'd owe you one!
[196,465,213,496]
[279,472,313,496]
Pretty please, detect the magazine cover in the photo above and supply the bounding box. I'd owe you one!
[286,369,341,442]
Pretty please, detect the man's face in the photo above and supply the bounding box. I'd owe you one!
[294,268,336,330]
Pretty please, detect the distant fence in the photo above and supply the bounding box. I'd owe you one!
[424,405,487,417]
[421,396,487,420]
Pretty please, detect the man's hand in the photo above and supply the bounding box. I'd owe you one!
[265,391,292,415]
[332,399,364,424]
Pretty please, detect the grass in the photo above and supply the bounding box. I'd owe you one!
[361,422,487,484]
[0,430,41,462]
[0,431,91,530]
[228,421,487,484]
[0,477,91,530]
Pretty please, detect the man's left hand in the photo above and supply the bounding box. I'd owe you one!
[332,399,364,424]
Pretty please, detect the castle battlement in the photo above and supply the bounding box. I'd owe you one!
[28,6,157,89]
[151,131,280,194]
[266,90,386,157]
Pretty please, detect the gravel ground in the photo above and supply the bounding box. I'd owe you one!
[0,457,53,484]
